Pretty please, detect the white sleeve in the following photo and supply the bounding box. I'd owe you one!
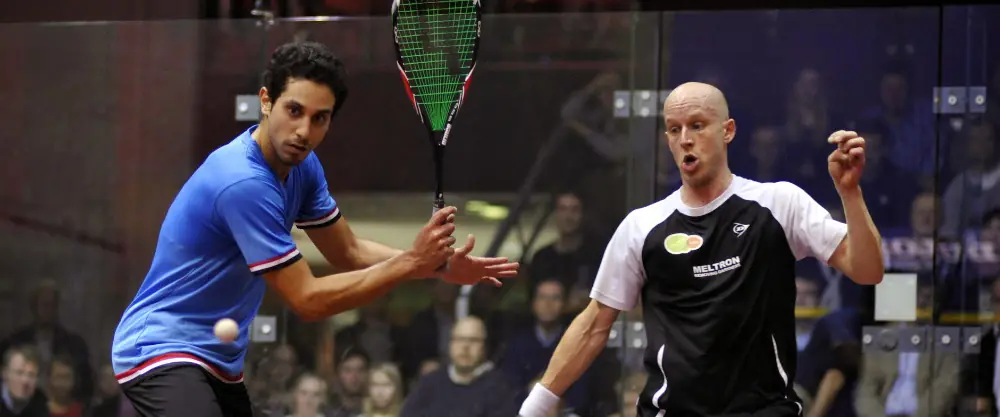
[590,213,646,311]
[779,182,848,263]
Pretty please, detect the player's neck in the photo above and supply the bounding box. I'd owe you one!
[680,170,733,208]
[251,121,291,180]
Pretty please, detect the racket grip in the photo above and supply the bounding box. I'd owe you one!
[432,195,445,217]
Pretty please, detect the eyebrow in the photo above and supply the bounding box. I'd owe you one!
[286,100,333,115]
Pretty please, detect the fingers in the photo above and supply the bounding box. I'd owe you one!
[455,234,476,257]
[429,206,458,226]
[486,266,519,278]
[827,130,858,145]
[481,277,503,288]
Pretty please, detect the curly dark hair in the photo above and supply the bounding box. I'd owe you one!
[261,41,349,116]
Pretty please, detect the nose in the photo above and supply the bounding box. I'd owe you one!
[679,129,695,148]
[295,118,311,139]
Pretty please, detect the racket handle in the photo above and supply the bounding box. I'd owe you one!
[432,195,445,216]
[432,195,448,274]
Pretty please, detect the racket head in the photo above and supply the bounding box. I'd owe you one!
[392,0,482,146]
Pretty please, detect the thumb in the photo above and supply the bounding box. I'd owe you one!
[455,234,475,256]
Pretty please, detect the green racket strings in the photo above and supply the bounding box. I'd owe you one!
[395,0,477,131]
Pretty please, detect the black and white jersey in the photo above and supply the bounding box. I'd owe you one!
[591,175,848,417]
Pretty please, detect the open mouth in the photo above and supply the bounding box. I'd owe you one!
[289,143,308,153]
[681,154,699,172]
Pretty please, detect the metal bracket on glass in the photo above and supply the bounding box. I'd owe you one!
[607,320,647,350]
[969,86,987,114]
[251,0,275,28]
[251,315,277,343]
[862,325,982,353]
[235,95,261,121]
[613,90,671,118]
[961,326,983,354]
[933,326,961,353]
[933,86,988,114]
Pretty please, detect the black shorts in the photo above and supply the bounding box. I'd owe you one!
[120,364,254,417]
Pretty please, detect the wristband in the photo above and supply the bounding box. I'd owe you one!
[518,383,560,417]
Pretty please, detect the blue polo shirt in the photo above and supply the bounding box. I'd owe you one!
[111,125,339,383]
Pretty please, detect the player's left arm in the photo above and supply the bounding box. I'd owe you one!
[296,156,403,272]
[825,130,884,285]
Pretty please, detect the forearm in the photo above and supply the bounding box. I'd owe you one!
[540,304,612,395]
[839,187,884,284]
[351,238,405,269]
[807,369,845,417]
[297,254,415,320]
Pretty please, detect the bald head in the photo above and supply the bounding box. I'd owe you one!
[664,82,730,121]
[662,82,736,190]
[452,316,486,338]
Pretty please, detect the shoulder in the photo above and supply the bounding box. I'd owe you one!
[193,142,279,204]
[731,176,807,204]
[619,193,683,237]
[731,176,819,217]
[299,152,328,179]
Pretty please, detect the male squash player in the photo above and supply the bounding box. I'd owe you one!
[111,41,518,417]
[518,82,884,417]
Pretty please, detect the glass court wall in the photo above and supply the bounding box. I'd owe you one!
[0,5,996,417]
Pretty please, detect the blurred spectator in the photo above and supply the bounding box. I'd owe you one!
[327,348,369,417]
[88,364,133,417]
[963,277,998,417]
[362,363,404,417]
[529,193,604,314]
[783,68,840,186]
[883,192,941,273]
[940,121,1000,237]
[557,72,631,225]
[785,68,832,147]
[747,126,794,182]
[854,283,960,417]
[288,373,328,417]
[0,282,92,403]
[44,356,81,417]
[1,346,48,417]
[610,372,646,417]
[334,297,404,365]
[985,65,1000,133]
[979,210,1000,278]
[400,316,522,417]
[500,280,595,415]
[398,282,458,384]
[795,276,821,352]
[560,72,621,164]
[795,286,873,417]
[849,125,920,231]
[860,63,937,187]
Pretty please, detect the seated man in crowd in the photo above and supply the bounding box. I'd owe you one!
[401,316,523,417]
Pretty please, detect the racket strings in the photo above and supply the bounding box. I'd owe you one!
[396,0,477,131]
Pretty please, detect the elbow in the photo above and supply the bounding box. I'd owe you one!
[854,270,884,285]
[288,285,336,322]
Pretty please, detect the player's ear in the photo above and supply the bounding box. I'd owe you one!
[259,87,272,117]
[722,119,736,145]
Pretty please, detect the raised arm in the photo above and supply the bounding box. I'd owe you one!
[825,130,884,285]
[520,213,645,416]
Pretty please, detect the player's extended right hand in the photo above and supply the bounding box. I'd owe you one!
[407,206,458,277]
